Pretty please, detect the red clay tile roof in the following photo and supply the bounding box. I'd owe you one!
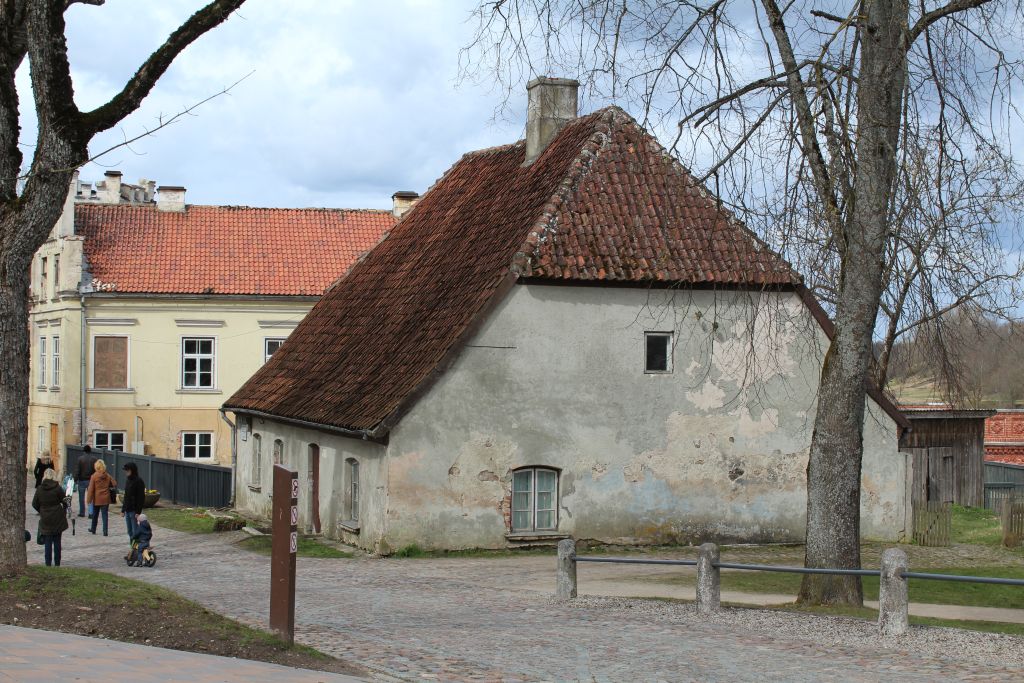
[75,204,394,296]
[225,107,801,432]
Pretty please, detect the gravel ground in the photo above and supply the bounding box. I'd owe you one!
[561,595,1024,669]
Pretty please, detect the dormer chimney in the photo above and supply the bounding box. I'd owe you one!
[157,186,186,212]
[525,76,579,165]
[99,170,122,204]
[392,191,419,219]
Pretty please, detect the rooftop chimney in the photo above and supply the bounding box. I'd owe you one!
[156,186,186,212]
[99,170,122,204]
[525,76,579,165]
[392,191,420,219]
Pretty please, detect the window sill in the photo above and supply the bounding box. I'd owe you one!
[175,388,222,394]
[339,521,360,534]
[88,388,135,393]
[36,386,49,392]
[48,387,60,392]
[505,531,569,542]
[247,484,262,492]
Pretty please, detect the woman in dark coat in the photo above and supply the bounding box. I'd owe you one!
[32,468,69,566]
[33,454,55,488]
[121,462,145,539]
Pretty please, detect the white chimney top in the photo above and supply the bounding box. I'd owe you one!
[156,186,186,212]
[392,191,419,219]
[525,77,579,165]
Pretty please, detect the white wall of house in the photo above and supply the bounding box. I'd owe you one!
[234,283,907,552]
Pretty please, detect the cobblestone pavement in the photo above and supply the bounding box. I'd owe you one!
[23,497,1024,682]
[0,624,361,683]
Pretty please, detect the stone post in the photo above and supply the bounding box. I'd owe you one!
[878,548,909,636]
[556,538,577,599]
[696,543,720,614]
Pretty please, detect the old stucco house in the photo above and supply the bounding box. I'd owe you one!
[28,172,395,469]
[224,78,911,552]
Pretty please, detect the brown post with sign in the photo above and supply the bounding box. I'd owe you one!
[270,464,298,643]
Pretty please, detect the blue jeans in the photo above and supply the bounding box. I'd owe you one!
[125,511,138,540]
[42,533,62,566]
[90,505,109,535]
[77,480,90,516]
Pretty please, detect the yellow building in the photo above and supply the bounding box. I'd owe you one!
[28,171,395,470]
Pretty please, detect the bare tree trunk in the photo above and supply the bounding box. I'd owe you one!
[0,263,30,575]
[799,0,910,606]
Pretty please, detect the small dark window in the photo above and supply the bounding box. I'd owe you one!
[645,332,672,373]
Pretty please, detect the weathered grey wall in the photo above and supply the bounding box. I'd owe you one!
[385,284,906,550]
[233,416,387,551]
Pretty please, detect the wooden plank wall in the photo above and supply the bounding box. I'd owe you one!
[899,418,985,507]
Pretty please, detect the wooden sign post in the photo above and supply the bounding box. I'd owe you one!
[270,464,298,643]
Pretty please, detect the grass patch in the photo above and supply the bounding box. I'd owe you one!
[951,504,1005,547]
[650,565,1024,609]
[780,603,1024,638]
[144,507,218,534]
[238,535,353,558]
[392,543,428,558]
[0,567,359,675]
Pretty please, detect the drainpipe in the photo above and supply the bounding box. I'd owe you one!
[219,409,236,505]
[79,294,87,445]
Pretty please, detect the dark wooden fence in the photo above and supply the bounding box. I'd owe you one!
[1003,502,1024,548]
[66,445,231,508]
[983,462,1024,512]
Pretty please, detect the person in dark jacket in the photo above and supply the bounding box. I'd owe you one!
[131,513,154,566]
[121,462,145,540]
[33,454,55,488]
[32,469,69,566]
[74,445,96,517]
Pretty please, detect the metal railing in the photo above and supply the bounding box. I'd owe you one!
[561,541,1024,637]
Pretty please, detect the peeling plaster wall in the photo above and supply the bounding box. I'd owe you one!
[232,417,387,552]
[385,284,905,550]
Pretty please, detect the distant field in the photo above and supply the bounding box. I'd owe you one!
[888,375,1020,409]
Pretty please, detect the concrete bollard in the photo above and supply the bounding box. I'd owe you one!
[878,547,909,636]
[556,538,577,599]
[696,542,720,614]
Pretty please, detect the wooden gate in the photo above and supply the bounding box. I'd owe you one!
[1003,502,1024,548]
[912,501,952,547]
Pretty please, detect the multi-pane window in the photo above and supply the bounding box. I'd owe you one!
[39,257,47,298]
[181,337,215,388]
[182,432,213,460]
[264,337,286,363]
[38,336,47,386]
[52,256,60,299]
[347,459,360,522]
[51,335,60,387]
[93,431,126,451]
[93,336,129,389]
[251,434,262,485]
[644,332,673,373]
[511,467,558,532]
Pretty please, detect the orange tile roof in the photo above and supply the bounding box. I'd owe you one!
[226,108,803,433]
[75,204,394,296]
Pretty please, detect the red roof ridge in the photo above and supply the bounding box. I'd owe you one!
[76,203,392,214]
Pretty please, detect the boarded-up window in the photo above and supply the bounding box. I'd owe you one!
[94,336,128,389]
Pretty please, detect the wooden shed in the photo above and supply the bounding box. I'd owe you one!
[899,407,995,508]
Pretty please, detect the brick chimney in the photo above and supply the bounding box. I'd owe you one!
[524,77,579,165]
[157,186,186,212]
[392,191,419,219]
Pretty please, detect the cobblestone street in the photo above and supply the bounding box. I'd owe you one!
[22,500,1024,682]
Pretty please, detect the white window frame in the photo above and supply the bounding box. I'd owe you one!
[644,331,674,374]
[93,431,126,452]
[181,337,216,389]
[273,439,284,465]
[52,255,60,300]
[264,337,286,363]
[39,256,47,299]
[181,431,214,460]
[250,433,262,486]
[38,336,47,387]
[90,334,131,390]
[511,467,559,532]
[51,335,60,388]
[346,458,360,522]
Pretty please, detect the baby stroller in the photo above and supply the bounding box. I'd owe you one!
[126,539,157,567]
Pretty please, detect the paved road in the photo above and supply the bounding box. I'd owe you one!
[21,497,1024,682]
[0,624,361,683]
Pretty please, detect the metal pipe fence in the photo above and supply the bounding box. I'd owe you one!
[559,541,1024,637]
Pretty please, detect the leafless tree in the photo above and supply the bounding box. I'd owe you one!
[463,0,1024,605]
[0,0,247,578]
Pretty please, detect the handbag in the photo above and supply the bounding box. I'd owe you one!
[108,476,118,505]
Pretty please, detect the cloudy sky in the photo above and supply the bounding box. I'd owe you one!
[17,0,536,210]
